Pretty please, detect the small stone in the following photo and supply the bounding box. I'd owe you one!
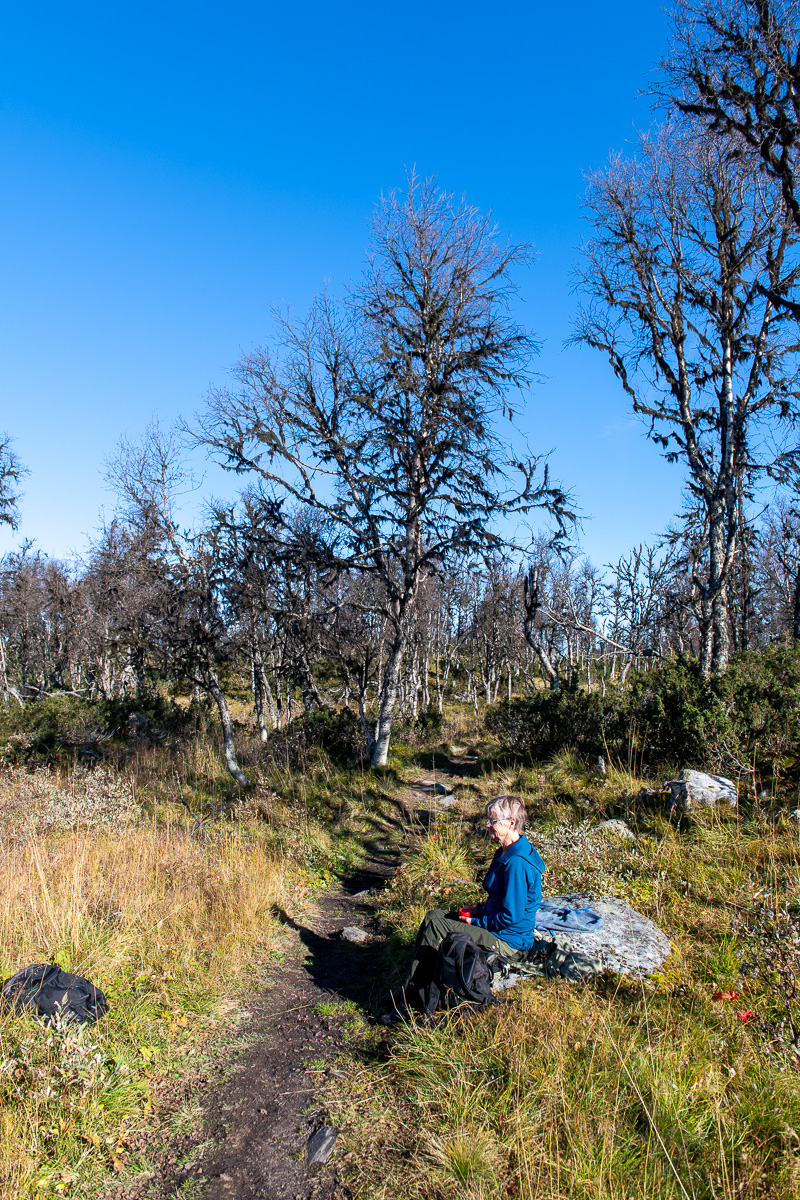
[340,926,371,944]
[307,1126,338,1164]
[491,971,523,991]
[592,819,635,840]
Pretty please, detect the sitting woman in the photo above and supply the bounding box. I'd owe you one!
[403,795,544,1003]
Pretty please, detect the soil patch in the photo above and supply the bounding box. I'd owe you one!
[132,857,395,1200]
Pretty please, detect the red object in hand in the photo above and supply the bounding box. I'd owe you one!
[458,907,472,920]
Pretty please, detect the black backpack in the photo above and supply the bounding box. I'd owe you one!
[1,964,108,1025]
[420,933,499,1016]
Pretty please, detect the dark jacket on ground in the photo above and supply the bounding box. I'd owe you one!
[470,835,544,952]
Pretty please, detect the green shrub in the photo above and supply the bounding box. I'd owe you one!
[723,644,800,768]
[485,684,605,760]
[415,706,444,739]
[0,695,196,764]
[623,656,731,768]
[486,646,800,779]
[261,706,367,768]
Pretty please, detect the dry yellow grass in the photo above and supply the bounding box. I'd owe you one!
[0,766,305,1199]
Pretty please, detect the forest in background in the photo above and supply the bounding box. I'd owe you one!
[5,2,800,777]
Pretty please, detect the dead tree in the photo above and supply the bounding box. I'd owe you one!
[522,551,565,691]
[523,546,636,690]
[663,0,800,275]
[752,498,800,639]
[108,424,252,788]
[0,435,26,530]
[574,119,800,676]
[197,176,569,765]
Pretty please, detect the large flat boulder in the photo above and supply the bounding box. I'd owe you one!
[536,892,671,978]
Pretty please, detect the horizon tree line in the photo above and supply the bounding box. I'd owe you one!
[5,0,800,777]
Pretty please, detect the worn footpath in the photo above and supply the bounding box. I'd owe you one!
[120,761,474,1200]
[175,869,391,1200]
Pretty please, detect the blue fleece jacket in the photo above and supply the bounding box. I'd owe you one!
[471,835,544,952]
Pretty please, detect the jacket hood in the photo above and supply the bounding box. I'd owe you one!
[502,834,544,873]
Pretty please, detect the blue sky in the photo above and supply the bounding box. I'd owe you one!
[1,0,683,567]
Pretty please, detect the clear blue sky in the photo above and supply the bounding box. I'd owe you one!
[1,0,683,568]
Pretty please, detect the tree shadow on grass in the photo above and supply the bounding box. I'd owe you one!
[411,748,482,776]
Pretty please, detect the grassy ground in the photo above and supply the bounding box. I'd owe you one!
[3,699,800,1198]
[328,756,800,1200]
[0,701,408,1200]
[0,749,319,1200]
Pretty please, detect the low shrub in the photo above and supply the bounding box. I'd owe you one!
[260,705,367,768]
[487,646,800,780]
[0,694,198,765]
[0,764,139,842]
[485,683,606,761]
[415,706,444,739]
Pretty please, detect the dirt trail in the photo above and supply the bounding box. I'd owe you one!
[144,755,480,1200]
[178,863,393,1200]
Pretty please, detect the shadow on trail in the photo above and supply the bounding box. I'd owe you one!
[412,748,481,776]
[271,852,401,1012]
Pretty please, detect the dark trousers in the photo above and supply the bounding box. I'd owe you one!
[403,908,521,990]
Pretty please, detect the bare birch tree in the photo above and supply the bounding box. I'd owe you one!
[197,176,569,765]
[0,436,26,530]
[574,120,800,675]
[108,425,252,787]
[663,1,800,250]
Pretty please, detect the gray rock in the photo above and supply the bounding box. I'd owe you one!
[592,819,635,840]
[340,926,371,944]
[665,769,737,810]
[307,1126,338,1165]
[538,893,671,978]
[417,781,454,796]
[492,971,524,991]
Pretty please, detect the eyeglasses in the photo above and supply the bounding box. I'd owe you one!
[485,816,509,826]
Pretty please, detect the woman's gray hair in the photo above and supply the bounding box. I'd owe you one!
[486,794,527,832]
